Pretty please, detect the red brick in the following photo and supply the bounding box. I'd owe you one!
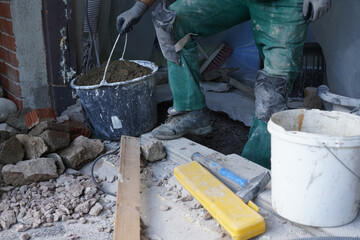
[0,46,18,66]
[0,33,16,51]
[2,88,23,109]
[25,108,57,129]
[0,60,19,81]
[0,17,13,35]
[0,2,11,18]
[0,74,21,96]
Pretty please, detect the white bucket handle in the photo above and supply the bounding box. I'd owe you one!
[323,143,360,180]
[100,33,128,85]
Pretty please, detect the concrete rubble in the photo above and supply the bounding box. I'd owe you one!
[0,171,107,234]
[141,140,166,162]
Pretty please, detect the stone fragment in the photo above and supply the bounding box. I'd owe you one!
[60,99,85,123]
[0,98,17,123]
[141,140,166,162]
[58,136,104,170]
[203,212,212,220]
[65,180,84,197]
[0,130,11,144]
[84,187,97,197]
[38,130,70,152]
[181,195,193,202]
[19,233,31,240]
[74,201,90,214]
[6,108,32,133]
[2,158,58,186]
[46,153,65,175]
[0,209,17,229]
[15,134,48,159]
[89,202,103,216]
[304,87,323,109]
[15,223,31,232]
[28,120,69,136]
[0,137,25,164]
[0,203,10,212]
[160,205,170,211]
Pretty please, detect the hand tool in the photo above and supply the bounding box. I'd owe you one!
[191,152,271,204]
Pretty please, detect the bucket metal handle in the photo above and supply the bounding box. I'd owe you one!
[323,143,360,180]
[100,33,128,85]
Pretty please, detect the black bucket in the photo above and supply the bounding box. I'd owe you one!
[70,60,158,140]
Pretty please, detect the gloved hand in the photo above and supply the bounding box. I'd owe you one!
[116,1,148,34]
[303,0,331,22]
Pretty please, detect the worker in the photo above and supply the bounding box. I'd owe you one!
[116,0,331,168]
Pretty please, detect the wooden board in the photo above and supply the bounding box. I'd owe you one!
[113,136,140,240]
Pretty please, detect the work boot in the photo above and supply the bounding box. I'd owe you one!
[167,106,185,116]
[152,109,212,140]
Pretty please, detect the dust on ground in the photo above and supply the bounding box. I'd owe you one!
[74,60,152,86]
[156,101,250,156]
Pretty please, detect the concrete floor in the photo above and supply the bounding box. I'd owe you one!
[1,134,359,240]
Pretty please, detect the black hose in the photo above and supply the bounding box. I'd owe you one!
[91,146,120,197]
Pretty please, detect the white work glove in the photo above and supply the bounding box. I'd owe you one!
[116,1,148,34]
[303,0,331,22]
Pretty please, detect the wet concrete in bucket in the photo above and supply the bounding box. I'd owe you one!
[74,60,152,86]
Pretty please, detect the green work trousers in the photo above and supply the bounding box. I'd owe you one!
[168,0,307,167]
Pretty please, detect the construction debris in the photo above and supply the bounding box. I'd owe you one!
[58,136,104,170]
[141,140,166,162]
[0,171,106,232]
[0,98,17,123]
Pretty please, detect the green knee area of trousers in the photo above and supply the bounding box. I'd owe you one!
[166,0,307,168]
[167,0,306,113]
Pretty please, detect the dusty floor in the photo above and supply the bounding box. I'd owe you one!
[74,60,152,86]
[156,101,250,156]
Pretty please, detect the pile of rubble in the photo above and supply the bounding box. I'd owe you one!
[0,169,105,232]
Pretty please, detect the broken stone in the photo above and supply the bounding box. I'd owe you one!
[46,153,65,175]
[141,140,166,162]
[304,87,323,109]
[84,187,97,197]
[74,201,90,214]
[15,134,48,159]
[6,108,32,133]
[38,130,70,152]
[0,203,10,212]
[65,179,84,197]
[28,120,69,137]
[0,130,11,144]
[181,195,193,202]
[0,98,17,123]
[15,223,31,232]
[160,205,170,211]
[2,158,58,186]
[79,217,87,224]
[89,202,103,216]
[19,233,31,240]
[58,136,104,170]
[0,137,25,164]
[203,212,212,220]
[0,209,17,229]
[60,99,85,123]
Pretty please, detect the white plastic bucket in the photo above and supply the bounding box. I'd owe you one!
[268,109,360,227]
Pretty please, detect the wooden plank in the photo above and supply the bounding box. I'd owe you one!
[113,136,140,240]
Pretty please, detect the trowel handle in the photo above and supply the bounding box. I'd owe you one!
[191,152,247,187]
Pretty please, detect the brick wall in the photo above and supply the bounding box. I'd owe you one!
[0,0,22,109]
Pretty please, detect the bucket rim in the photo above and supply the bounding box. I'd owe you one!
[268,109,360,147]
[70,60,158,90]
